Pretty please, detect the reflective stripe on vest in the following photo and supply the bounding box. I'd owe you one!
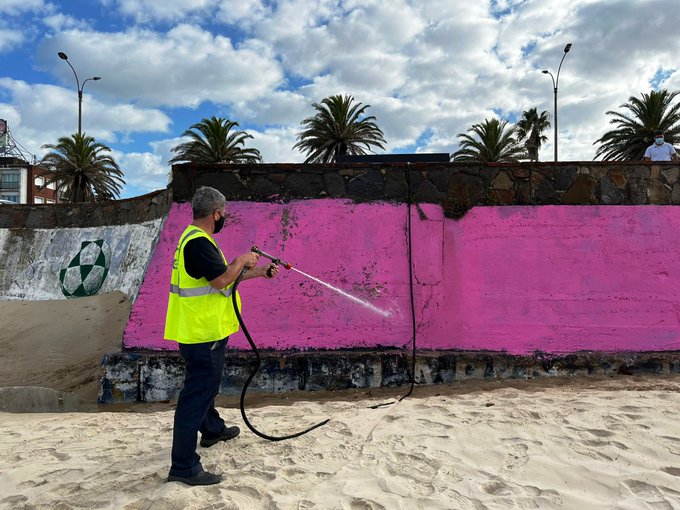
[169,283,233,298]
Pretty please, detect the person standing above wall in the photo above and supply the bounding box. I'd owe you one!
[164,186,279,486]
[643,130,678,161]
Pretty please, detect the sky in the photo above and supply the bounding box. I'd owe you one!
[1,0,679,198]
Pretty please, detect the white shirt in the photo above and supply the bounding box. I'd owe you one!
[644,142,677,161]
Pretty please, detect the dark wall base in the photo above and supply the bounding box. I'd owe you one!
[98,349,680,403]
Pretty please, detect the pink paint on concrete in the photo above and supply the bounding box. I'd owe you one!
[125,203,680,354]
[124,201,415,350]
[434,206,680,353]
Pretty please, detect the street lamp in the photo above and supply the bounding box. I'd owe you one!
[58,52,101,136]
[542,43,572,163]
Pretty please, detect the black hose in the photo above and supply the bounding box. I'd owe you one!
[400,162,418,401]
[369,163,418,409]
[232,267,329,441]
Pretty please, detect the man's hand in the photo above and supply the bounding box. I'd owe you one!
[264,263,279,279]
[236,252,259,270]
[238,262,279,281]
[209,251,261,289]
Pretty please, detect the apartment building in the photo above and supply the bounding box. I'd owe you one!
[0,119,59,204]
[0,157,60,204]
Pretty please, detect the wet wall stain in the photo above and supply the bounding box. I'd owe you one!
[223,210,241,227]
[280,207,299,244]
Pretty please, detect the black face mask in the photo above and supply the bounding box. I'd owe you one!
[214,213,226,234]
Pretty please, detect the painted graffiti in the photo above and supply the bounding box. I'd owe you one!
[0,218,164,302]
[60,240,112,298]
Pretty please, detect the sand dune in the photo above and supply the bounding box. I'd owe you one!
[0,292,130,403]
[1,376,679,509]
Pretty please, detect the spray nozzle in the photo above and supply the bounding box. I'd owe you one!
[251,246,293,270]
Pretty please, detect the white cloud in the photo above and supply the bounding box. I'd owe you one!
[110,135,195,195]
[0,29,24,52]
[100,0,270,26]
[251,0,339,43]
[113,149,170,195]
[149,136,185,166]
[0,0,49,15]
[0,78,171,154]
[103,0,216,23]
[341,0,425,48]
[38,24,284,108]
[249,126,303,163]
[42,13,91,31]
[233,90,309,127]
[216,0,268,26]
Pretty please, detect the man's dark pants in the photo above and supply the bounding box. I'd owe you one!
[169,338,228,478]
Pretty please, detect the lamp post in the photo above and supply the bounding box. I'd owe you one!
[542,43,572,163]
[58,52,101,136]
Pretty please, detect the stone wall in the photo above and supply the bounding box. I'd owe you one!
[0,188,172,228]
[171,161,680,218]
[100,349,680,403]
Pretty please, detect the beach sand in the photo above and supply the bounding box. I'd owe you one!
[1,376,679,509]
[0,292,130,403]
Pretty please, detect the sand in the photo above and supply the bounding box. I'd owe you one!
[0,292,131,403]
[1,376,679,509]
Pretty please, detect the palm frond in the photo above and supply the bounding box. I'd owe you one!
[170,116,262,164]
[594,89,680,160]
[451,118,526,162]
[40,133,125,202]
[294,94,386,163]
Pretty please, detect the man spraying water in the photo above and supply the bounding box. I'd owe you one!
[164,186,279,487]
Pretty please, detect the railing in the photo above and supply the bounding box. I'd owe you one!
[0,182,20,190]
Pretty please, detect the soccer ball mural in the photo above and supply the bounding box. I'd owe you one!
[60,240,112,298]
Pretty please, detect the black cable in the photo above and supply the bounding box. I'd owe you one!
[369,163,418,409]
[400,162,418,401]
[232,267,329,441]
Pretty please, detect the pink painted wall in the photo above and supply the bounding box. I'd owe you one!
[124,202,680,354]
[125,201,414,351]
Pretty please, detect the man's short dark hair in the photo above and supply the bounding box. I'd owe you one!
[192,186,226,219]
[655,130,664,136]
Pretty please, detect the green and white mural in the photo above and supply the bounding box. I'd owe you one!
[0,219,164,302]
[60,240,112,298]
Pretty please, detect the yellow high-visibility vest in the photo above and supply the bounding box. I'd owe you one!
[164,225,241,344]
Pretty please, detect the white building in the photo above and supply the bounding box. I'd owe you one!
[0,119,59,204]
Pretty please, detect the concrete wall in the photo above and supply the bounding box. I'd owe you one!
[443,206,680,353]
[125,200,680,354]
[0,189,171,302]
[3,163,680,357]
[0,220,164,301]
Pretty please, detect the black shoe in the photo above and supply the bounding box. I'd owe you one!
[200,426,241,448]
[167,470,222,486]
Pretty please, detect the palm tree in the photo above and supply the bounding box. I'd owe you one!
[170,116,261,164]
[41,133,125,202]
[515,108,551,161]
[451,118,526,162]
[594,89,680,161]
[293,94,386,163]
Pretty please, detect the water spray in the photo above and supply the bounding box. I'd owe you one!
[251,246,391,317]
[235,246,392,441]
